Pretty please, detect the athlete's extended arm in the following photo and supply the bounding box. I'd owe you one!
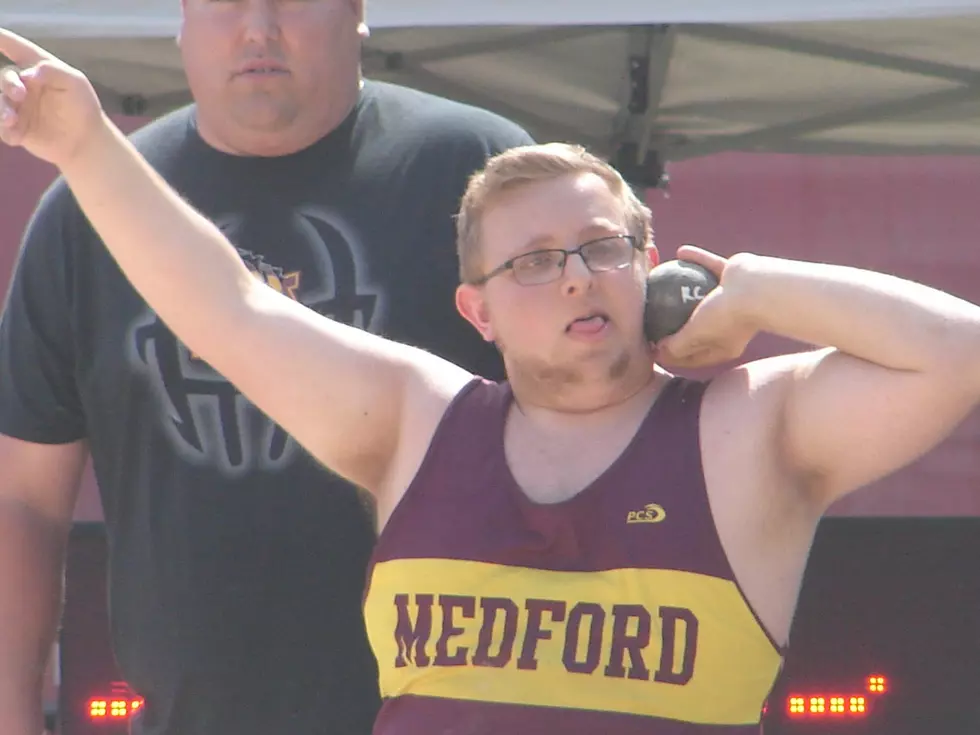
[0,30,470,494]
[662,246,980,510]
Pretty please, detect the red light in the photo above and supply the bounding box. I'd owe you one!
[88,698,144,720]
[785,672,886,718]
[87,682,144,723]
[787,694,869,718]
[867,675,887,693]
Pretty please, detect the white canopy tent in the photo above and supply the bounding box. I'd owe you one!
[4,1,980,186]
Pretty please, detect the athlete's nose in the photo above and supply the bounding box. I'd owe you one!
[560,251,594,296]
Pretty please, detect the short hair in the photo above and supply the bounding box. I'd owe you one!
[456,143,654,284]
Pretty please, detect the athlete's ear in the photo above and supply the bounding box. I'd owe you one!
[456,284,495,342]
[645,243,660,270]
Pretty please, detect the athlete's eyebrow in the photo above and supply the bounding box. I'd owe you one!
[512,221,625,256]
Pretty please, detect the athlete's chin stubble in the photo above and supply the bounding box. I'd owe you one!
[506,347,636,395]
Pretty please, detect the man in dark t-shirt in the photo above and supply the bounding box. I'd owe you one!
[0,4,532,735]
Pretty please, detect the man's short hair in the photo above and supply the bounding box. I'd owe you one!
[456,143,654,284]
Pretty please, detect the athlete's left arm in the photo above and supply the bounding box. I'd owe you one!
[665,250,980,510]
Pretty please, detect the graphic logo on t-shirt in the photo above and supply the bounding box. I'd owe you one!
[128,206,385,475]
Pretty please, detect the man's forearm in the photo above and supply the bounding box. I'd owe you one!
[0,503,67,733]
[725,253,980,375]
[59,116,257,359]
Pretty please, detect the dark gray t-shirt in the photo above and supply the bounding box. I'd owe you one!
[0,80,533,735]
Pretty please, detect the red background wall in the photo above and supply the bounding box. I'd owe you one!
[2,117,978,518]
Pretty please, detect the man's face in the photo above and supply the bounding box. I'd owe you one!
[179,0,364,136]
[460,173,656,392]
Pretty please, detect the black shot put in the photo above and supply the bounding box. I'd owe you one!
[643,260,720,343]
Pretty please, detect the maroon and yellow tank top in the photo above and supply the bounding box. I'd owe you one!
[363,377,783,734]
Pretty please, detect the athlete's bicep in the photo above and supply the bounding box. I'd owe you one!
[779,348,976,508]
[202,283,471,493]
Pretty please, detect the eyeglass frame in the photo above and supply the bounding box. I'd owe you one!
[469,234,644,286]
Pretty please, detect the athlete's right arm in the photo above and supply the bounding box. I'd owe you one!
[65,122,469,496]
[0,436,86,735]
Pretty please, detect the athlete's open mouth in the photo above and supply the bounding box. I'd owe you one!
[566,313,610,334]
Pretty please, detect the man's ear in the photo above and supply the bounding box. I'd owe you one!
[354,0,370,38]
[176,0,187,47]
[455,284,495,342]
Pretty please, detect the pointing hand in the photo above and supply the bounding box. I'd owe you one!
[0,28,105,168]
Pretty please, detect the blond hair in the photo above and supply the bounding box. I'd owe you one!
[456,143,654,284]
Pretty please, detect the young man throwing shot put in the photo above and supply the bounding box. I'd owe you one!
[3,29,980,735]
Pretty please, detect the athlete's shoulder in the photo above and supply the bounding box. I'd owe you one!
[418,376,509,441]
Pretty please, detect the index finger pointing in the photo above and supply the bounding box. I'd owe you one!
[0,27,52,68]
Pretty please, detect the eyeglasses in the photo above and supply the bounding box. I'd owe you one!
[472,234,641,286]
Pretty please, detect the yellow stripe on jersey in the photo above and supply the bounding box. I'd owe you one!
[365,558,782,725]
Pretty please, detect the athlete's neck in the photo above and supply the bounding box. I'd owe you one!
[511,368,668,433]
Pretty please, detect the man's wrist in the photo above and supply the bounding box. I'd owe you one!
[60,111,116,179]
